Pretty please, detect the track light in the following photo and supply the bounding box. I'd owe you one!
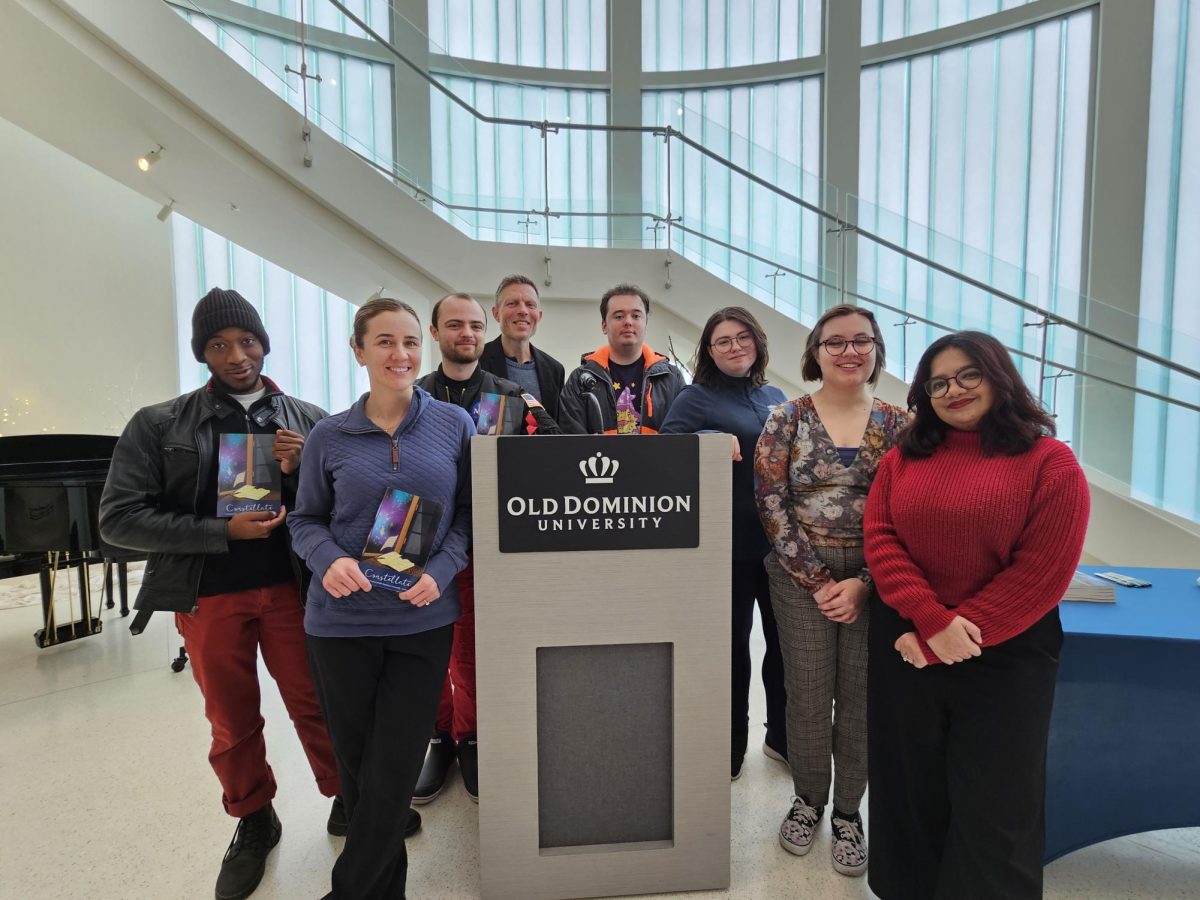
[137,145,162,172]
[156,200,175,222]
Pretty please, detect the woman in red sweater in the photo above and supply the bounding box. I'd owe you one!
[863,331,1090,900]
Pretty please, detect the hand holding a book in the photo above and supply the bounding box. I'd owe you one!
[274,428,306,475]
[398,573,440,607]
[227,506,287,540]
[323,557,373,597]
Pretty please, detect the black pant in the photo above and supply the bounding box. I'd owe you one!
[308,625,454,900]
[731,558,788,759]
[867,597,1062,900]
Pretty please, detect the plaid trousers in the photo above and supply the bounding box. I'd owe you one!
[766,543,870,813]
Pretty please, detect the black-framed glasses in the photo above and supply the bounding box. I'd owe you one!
[924,367,984,398]
[820,336,876,355]
[711,331,754,353]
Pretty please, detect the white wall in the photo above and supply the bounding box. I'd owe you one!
[0,118,176,436]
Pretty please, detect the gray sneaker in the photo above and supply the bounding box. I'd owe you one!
[830,810,867,876]
[779,796,823,856]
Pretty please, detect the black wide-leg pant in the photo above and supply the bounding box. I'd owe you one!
[731,558,788,761]
[867,596,1062,900]
[308,625,453,900]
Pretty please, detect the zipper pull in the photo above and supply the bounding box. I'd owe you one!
[391,438,399,471]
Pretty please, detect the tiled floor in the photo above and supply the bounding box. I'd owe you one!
[0,591,1196,899]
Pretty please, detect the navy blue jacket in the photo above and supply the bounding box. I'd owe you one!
[290,387,474,637]
[660,374,786,560]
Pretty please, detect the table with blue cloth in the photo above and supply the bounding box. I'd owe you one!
[1046,565,1200,862]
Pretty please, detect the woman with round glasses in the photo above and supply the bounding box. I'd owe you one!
[661,307,789,781]
[753,304,907,876]
[864,331,1089,900]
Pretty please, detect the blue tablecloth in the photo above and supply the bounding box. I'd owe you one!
[1046,566,1200,862]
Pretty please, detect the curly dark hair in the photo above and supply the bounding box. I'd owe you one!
[691,307,769,387]
[800,305,886,385]
[899,330,1056,459]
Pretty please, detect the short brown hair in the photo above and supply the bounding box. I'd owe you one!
[494,274,539,305]
[800,304,886,385]
[692,307,769,388]
[600,283,651,320]
[352,298,420,348]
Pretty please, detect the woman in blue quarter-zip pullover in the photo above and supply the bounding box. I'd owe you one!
[660,306,789,781]
[290,298,474,900]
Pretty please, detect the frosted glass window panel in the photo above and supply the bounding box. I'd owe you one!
[642,0,821,71]
[428,0,605,69]
[179,13,395,168]
[642,79,823,322]
[171,217,365,413]
[857,10,1093,385]
[430,77,607,244]
[224,0,391,39]
[862,0,1037,45]
[1134,0,1200,520]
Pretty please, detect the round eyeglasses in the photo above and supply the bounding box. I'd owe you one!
[924,367,984,398]
[711,332,754,353]
[820,336,876,355]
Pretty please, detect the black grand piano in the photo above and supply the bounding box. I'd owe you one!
[0,434,138,647]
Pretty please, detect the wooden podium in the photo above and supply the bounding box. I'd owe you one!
[472,433,732,900]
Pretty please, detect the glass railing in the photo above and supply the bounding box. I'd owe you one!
[171,0,1200,523]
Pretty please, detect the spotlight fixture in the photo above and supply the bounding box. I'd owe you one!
[137,145,163,172]
[156,199,175,222]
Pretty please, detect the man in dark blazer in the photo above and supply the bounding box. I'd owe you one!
[478,274,565,421]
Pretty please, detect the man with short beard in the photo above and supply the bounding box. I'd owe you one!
[100,288,341,900]
[413,292,558,805]
[479,274,565,421]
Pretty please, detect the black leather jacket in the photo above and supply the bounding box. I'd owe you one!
[99,380,325,614]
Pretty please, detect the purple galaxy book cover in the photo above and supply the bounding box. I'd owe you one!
[216,434,281,517]
[474,391,508,435]
[359,488,444,592]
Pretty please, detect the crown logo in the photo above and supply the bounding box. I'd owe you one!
[579,451,619,484]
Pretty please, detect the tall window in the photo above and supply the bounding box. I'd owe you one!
[223,0,392,39]
[642,0,822,70]
[1134,0,1200,519]
[428,0,606,69]
[643,80,823,321]
[862,0,1039,45]
[857,9,1093,414]
[431,77,608,245]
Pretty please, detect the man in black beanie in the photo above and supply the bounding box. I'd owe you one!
[100,288,342,900]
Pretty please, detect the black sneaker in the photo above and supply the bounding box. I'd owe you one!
[458,737,479,802]
[327,796,347,836]
[830,809,867,876]
[763,732,789,767]
[215,802,282,900]
[413,733,457,805]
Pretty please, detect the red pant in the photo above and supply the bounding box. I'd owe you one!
[176,582,340,817]
[435,563,476,740]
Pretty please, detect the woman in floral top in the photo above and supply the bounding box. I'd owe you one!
[754,304,907,878]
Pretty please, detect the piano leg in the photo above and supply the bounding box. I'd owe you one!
[118,563,129,617]
[104,562,114,610]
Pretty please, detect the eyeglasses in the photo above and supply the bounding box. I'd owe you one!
[711,331,754,353]
[924,367,984,398]
[819,336,876,355]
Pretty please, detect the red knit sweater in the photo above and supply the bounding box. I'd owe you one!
[864,431,1090,666]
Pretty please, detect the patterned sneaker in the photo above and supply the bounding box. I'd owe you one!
[778,796,823,856]
[830,809,867,876]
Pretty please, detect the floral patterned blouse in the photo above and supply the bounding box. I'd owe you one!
[754,395,908,590]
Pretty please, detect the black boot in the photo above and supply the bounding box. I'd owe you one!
[413,732,457,804]
[215,802,281,900]
[458,737,479,802]
[327,796,347,836]
[404,807,422,839]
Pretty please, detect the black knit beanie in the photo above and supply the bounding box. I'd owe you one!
[190,288,271,361]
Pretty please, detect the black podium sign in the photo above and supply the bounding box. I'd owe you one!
[496,435,700,553]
